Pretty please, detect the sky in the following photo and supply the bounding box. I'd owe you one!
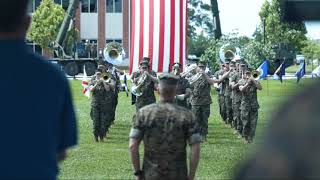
[201,0,320,39]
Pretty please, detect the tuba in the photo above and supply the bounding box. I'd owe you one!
[219,43,241,63]
[131,73,148,97]
[103,42,125,65]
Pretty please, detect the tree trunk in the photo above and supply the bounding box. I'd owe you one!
[210,0,222,39]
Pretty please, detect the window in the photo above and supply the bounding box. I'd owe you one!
[106,0,122,13]
[106,0,113,13]
[81,0,97,13]
[28,0,42,13]
[54,0,69,10]
[106,39,122,45]
[26,41,43,55]
[81,39,98,58]
[115,0,122,13]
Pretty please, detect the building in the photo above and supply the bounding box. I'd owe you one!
[27,0,130,67]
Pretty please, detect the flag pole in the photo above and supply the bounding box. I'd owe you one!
[267,76,269,96]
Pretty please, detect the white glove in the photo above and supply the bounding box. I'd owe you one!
[176,94,186,101]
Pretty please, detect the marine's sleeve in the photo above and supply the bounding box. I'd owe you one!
[186,112,201,145]
[129,111,145,140]
[238,79,246,86]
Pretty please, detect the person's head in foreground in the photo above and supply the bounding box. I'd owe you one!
[234,81,320,179]
[0,0,30,39]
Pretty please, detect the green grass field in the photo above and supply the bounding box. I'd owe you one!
[58,79,315,179]
[286,64,316,73]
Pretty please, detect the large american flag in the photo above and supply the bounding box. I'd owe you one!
[129,0,188,74]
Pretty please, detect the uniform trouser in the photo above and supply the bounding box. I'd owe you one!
[219,95,227,122]
[192,104,210,137]
[241,107,258,141]
[111,94,118,123]
[225,96,233,124]
[90,105,113,137]
[232,101,242,133]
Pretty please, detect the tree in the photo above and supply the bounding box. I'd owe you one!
[188,33,212,58]
[27,0,65,51]
[188,0,214,38]
[258,0,307,53]
[301,39,320,65]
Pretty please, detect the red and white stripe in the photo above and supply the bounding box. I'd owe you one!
[129,0,188,74]
[82,66,90,98]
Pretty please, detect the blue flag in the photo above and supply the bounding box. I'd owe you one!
[295,61,305,83]
[257,60,269,80]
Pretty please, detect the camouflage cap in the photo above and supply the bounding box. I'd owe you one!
[140,60,149,68]
[142,57,150,62]
[158,73,179,85]
[197,60,206,67]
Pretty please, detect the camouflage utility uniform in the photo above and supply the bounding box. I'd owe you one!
[135,71,157,111]
[130,102,201,180]
[190,75,212,139]
[175,76,190,109]
[90,80,114,139]
[238,79,259,142]
[230,71,242,132]
[214,69,224,120]
[221,73,233,125]
[110,68,120,123]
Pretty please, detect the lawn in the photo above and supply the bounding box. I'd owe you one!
[286,64,317,73]
[58,78,315,179]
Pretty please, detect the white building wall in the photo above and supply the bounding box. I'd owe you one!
[80,13,98,39]
[105,13,123,39]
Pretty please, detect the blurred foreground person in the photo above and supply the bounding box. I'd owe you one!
[235,81,320,179]
[0,0,77,179]
[129,73,201,180]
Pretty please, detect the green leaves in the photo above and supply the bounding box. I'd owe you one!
[257,0,307,53]
[27,0,65,50]
[188,0,214,37]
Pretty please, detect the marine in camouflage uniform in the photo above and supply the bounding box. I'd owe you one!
[108,64,121,124]
[129,73,201,180]
[89,71,116,142]
[172,63,191,109]
[230,63,245,134]
[190,62,212,140]
[238,70,262,143]
[213,64,225,121]
[133,61,158,111]
[221,61,233,125]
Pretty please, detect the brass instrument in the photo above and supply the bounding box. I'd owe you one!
[252,70,261,80]
[189,73,203,85]
[219,43,241,63]
[131,73,148,97]
[181,63,197,78]
[103,42,125,65]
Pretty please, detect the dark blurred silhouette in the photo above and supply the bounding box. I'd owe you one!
[234,80,320,179]
[0,0,77,179]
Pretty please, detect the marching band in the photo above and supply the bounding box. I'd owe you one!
[87,43,262,144]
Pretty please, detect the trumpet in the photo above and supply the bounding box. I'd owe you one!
[252,70,260,80]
